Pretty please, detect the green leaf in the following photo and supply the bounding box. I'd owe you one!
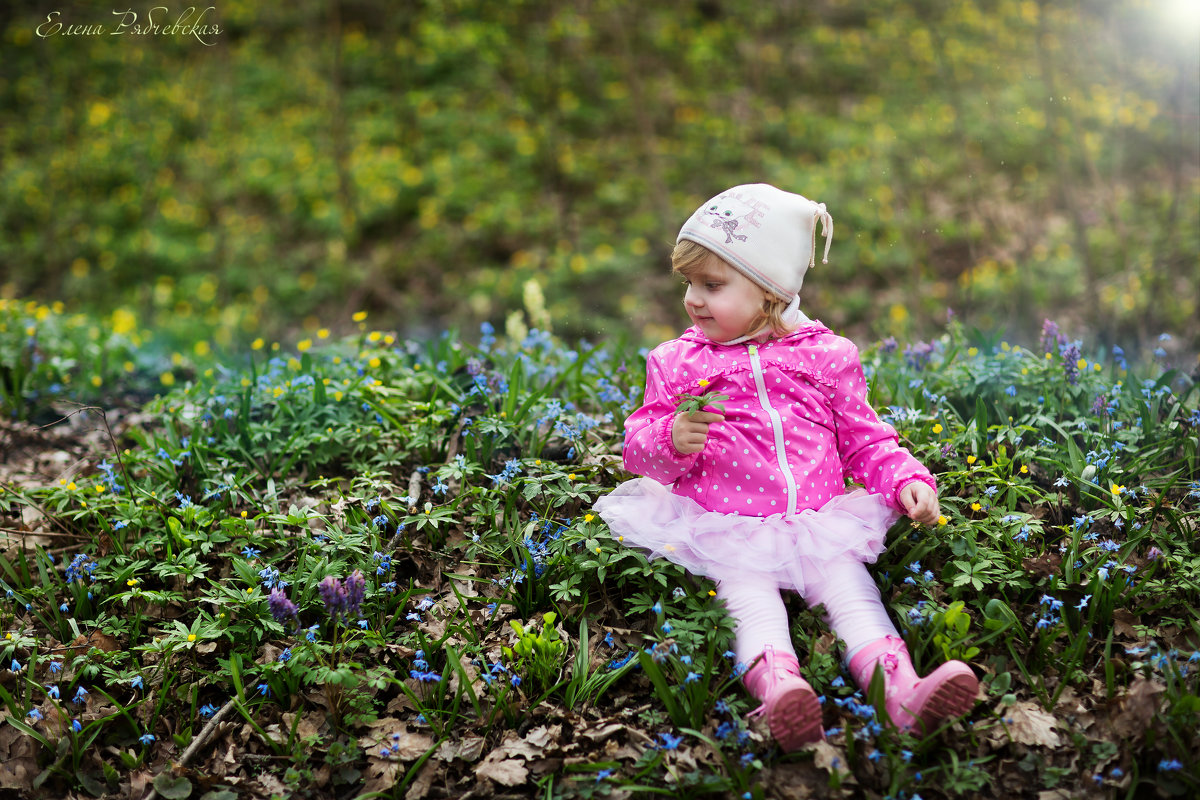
[153,773,194,799]
[198,791,239,800]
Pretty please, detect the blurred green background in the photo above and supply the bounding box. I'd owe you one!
[2,0,1197,357]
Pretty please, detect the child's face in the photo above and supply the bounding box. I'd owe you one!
[682,256,765,342]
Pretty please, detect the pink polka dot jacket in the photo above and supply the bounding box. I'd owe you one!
[623,322,937,517]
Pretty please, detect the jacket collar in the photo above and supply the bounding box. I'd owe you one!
[677,319,831,347]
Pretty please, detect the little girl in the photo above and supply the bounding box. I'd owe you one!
[596,184,978,750]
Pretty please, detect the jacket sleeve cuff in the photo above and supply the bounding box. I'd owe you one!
[893,474,938,510]
[653,414,690,461]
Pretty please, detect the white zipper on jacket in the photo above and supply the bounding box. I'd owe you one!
[747,344,797,514]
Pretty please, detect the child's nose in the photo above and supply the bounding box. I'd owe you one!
[684,285,702,307]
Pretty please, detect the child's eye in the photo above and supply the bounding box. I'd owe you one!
[705,282,722,290]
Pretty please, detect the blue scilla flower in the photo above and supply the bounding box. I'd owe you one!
[657,732,683,750]
[258,567,285,589]
[65,553,97,584]
[139,733,156,746]
[607,652,635,670]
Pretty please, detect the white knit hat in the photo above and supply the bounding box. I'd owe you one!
[677,183,833,301]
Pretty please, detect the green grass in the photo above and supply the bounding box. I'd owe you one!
[0,310,1197,798]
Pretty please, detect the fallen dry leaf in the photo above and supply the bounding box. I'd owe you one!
[1110,675,1165,740]
[437,735,485,763]
[363,756,402,796]
[810,739,848,774]
[404,760,438,800]
[1002,700,1062,747]
[475,755,529,787]
[69,630,119,655]
[0,720,39,790]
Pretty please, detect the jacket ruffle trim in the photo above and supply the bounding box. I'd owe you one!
[693,360,839,392]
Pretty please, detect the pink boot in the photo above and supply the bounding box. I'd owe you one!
[848,636,978,734]
[743,645,824,750]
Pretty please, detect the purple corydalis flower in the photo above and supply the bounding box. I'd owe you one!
[318,576,346,618]
[268,588,298,627]
[318,570,366,623]
[1040,319,1065,355]
[1059,340,1082,386]
[345,571,365,615]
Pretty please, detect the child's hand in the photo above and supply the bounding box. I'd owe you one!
[672,410,724,455]
[899,481,940,526]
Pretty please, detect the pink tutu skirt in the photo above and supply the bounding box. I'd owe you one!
[593,478,898,594]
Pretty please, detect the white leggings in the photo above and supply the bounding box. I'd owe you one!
[718,554,898,666]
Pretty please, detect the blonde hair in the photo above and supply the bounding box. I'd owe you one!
[671,239,797,340]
